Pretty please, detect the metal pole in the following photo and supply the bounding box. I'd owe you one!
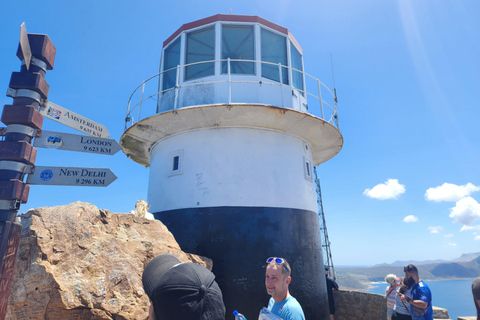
[174,65,180,110]
[137,81,145,123]
[124,99,131,131]
[228,58,232,104]
[317,80,324,120]
[278,63,284,108]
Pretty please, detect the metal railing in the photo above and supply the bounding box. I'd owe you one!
[124,59,339,131]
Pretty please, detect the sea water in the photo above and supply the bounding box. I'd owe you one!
[365,279,476,320]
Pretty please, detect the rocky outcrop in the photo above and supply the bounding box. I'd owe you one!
[433,306,451,319]
[6,201,212,320]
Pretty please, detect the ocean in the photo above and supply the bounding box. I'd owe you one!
[365,279,477,320]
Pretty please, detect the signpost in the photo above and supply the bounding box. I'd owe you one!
[39,101,110,138]
[1,25,120,319]
[34,130,121,155]
[27,166,117,187]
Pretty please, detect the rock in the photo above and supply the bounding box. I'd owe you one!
[433,306,451,319]
[130,200,155,220]
[6,201,212,320]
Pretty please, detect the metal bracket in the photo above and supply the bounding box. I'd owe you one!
[0,200,21,211]
[22,57,47,73]
[6,88,42,104]
[0,161,33,174]
[5,124,37,137]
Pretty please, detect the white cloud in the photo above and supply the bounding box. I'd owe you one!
[425,183,480,202]
[447,243,457,247]
[475,236,480,241]
[428,226,443,234]
[449,197,480,225]
[444,234,453,238]
[363,179,406,200]
[460,225,480,232]
[403,215,418,223]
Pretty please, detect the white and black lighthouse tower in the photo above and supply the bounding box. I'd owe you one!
[121,14,343,320]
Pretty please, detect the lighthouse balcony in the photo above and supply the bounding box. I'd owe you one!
[124,58,338,132]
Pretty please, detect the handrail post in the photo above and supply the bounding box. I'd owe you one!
[333,88,340,130]
[137,81,145,123]
[228,58,232,104]
[317,80,324,119]
[173,65,180,110]
[278,63,285,108]
[125,100,131,131]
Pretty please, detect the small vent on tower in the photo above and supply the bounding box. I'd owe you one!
[170,150,184,176]
[304,156,313,181]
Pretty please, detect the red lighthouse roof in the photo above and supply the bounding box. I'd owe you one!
[163,14,302,53]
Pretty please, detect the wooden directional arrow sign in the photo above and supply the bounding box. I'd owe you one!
[39,101,110,138]
[27,166,117,187]
[34,130,121,155]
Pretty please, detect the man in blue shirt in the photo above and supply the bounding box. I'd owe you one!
[398,264,433,320]
[265,257,305,320]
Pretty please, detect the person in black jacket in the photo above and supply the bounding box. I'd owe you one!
[325,267,339,320]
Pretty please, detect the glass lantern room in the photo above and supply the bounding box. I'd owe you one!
[156,14,307,113]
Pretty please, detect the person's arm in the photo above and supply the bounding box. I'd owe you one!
[332,279,339,290]
[403,286,429,309]
[404,296,428,309]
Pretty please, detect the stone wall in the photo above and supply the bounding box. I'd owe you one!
[333,290,451,320]
[333,290,386,320]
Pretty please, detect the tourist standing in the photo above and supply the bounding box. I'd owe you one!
[325,267,339,320]
[264,257,305,320]
[385,274,399,320]
[398,264,433,320]
[142,254,226,320]
[392,277,412,320]
[473,277,480,320]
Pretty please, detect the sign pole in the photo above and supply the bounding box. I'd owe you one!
[0,24,56,320]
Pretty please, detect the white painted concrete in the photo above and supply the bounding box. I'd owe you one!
[148,127,317,213]
[120,104,343,168]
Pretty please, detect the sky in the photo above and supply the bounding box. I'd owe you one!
[1,0,479,266]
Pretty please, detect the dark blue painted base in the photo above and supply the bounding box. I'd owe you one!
[154,206,330,320]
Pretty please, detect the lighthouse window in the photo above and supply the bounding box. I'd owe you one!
[162,38,181,91]
[173,156,179,171]
[290,43,304,95]
[304,156,313,181]
[221,25,255,74]
[261,28,288,84]
[185,27,215,81]
[169,150,183,176]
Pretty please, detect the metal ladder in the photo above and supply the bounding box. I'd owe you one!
[314,166,336,280]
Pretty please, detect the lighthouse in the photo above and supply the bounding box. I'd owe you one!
[121,14,342,320]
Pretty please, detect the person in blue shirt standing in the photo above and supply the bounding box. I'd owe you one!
[264,257,305,320]
[398,264,433,320]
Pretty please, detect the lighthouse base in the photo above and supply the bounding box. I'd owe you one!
[154,206,330,320]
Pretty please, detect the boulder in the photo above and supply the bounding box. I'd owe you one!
[6,201,212,320]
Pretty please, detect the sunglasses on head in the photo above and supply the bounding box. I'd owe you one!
[266,257,291,276]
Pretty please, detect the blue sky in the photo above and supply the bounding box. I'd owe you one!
[1,0,479,266]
